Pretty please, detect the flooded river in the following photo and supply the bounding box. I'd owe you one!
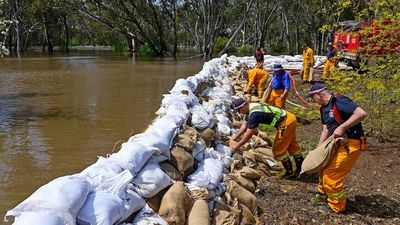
[0,53,203,217]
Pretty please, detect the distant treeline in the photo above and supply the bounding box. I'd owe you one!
[1,0,398,59]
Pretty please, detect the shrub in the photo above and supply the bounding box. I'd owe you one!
[138,42,157,57]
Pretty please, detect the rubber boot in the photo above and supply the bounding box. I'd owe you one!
[280,157,295,178]
[294,155,304,175]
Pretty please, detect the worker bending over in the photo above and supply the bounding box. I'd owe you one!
[243,68,269,98]
[229,99,304,177]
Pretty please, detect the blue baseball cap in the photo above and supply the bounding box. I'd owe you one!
[232,98,247,112]
[305,82,327,98]
[272,64,284,71]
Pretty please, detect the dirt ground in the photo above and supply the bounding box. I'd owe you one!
[255,121,400,225]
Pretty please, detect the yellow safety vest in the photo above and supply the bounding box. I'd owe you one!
[249,103,286,131]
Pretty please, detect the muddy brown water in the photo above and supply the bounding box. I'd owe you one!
[0,54,203,217]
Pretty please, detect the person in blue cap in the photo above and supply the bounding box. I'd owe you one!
[266,64,291,109]
[230,98,303,178]
[306,82,367,213]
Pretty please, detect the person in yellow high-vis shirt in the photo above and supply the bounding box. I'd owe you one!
[306,82,367,213]
[243,68,269,98]
[229,99,303,178]
[302,43,315,82]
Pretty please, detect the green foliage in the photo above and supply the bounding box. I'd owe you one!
[213,36,237,54]
[112,42,128,52]
[238,44,254,56]
[138,42,157,57]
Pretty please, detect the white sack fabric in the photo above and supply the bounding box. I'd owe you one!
[5,175,92,225]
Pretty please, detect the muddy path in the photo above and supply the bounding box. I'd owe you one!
[255,121,400,224]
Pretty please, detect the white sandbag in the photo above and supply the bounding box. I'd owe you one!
[173,78,196,92]
[110,142,159,175]
[76,192,124,225]
[131,205,168,225]
[192,138,207,161]
[12,212,65,225]
[165,101,190,123]
[170,84,199,105]
[5,175,92,225]
[187,158,224,189]
[190,105,212,129]
[203,148,234,169]
[215,114,230,126]
[80,156,124,188]
[96,170,133,198]
[215,143,233,157]
[120,187,146,222]
[162,93,194,107]
[145,117,181,156]
[132,161,173,198]
[217,123,231,136]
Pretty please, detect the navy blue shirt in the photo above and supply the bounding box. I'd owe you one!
[327,47,336,59]
[271,71,291,90]
[246,112,275,129]
[320,94,364,139]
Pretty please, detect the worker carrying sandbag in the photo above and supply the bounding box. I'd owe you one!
[243,68,269,98]
[229,99,303,178]
[305,82,367,213]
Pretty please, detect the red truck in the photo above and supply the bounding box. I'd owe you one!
[333,19,399,68]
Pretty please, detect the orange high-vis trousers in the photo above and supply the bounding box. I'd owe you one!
[323,58,335,77]
[273,112,301,161]
[318,139,362,213]
[268,89,287,109]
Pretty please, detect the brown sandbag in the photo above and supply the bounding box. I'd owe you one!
[232,120,243,129]
[226,180,257,213]
[253,147,274,158]
[198,128,216,147]
[159,161,183,181]
[159,181,194,225]
[251,135,269,148]
[187,200,209,225]
[145,194,161,212]
[224,174,256,193]
[144,187,168,213]
[191,188,209,200]
[240,204,257,225]
[212,210,237,225]
[170,146,195,175]
[181,125,198,142]
[301,135,343,174]
[242,151,257,168]
[213,198,240,225]
[174,134,196,151]
[256,131,273,146]
[237,167,261,180]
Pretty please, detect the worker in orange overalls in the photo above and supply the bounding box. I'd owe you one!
[267,64,291,109]
[306,82,367,213]
[243,68,269,98]
[302,43,315,82]
[323,42,337,77]
[229,99,304,178]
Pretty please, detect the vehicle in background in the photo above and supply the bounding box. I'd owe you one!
[333,19,399,68]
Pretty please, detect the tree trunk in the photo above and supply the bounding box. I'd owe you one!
[42,13,53,54]
[282,11,291,55]
[63,14,69,53]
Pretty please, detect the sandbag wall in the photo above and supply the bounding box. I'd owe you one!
[5,54,286,225]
